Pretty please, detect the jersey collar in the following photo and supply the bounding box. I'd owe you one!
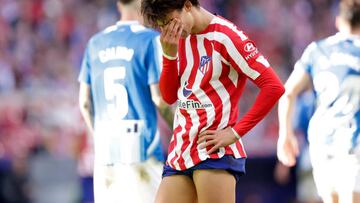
[116,21,140,26]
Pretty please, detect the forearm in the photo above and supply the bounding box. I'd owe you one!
[159,56,179,104]
[278,67,311,139]
[233,68,285,136]
[79,103,94,134]
[278,91,297,138]
[157,101,174,129]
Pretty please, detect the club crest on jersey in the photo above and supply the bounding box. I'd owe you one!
[182,81,192,98]
[198,56,212,74]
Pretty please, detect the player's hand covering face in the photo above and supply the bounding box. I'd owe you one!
[159,18,183,57]
[197,127,238,155]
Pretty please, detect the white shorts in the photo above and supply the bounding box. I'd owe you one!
[296,147,321,202]
[310,151,360,197]
[93,157,163,203]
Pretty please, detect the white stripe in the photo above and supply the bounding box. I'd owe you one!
[238,138,246,156]
[166,113,178,165]
[216,54,236,86]
[178,37,194,99]
[162,52,177,60]
[169,108,186,169]
[205,50,227,158]
[172,39,201,168]
[198,31,261,80]
[230,138,247,158]
[211,50,232,131]
[228,64,239,87]
[183,110,198,168]
[146,129,160,156]
[212,17,248,41]
[196,36,216,130]
[154,36,164,72]
[195,36,215,160]
[181,37,203,168]
[172,37,198,169]
[229,142,241,158]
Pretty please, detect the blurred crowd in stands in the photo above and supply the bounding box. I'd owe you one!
[0,0,338,202]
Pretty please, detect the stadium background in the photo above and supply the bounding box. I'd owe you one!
[0,0,338,202]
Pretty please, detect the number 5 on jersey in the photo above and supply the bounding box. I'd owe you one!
[104,67,128,119]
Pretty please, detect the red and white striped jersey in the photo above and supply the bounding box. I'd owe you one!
[167,16,271,170]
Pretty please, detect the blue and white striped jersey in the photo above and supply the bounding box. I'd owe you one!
[296,32,360,156]
[78,21,164,164]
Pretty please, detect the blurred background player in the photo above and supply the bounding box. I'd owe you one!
[78,0,173,202]
[274,91,321,203]
[277,0,360,202]
[141,0,284,202]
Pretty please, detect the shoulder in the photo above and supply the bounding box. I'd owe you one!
[308,33,346,53]
[211,16,249,41]
[128,24,159,40]
[89,23,159,46]
[85,26,114,49]
[301,33,341,57]
[86,31,103,48]
[320,32,345,46]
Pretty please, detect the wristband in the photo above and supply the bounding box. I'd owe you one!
[163,52,178,60]
[231,128,241,139]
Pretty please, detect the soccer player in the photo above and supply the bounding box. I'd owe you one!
[78,0,173,202]
[141,1,285,202]
[277,0,360,202]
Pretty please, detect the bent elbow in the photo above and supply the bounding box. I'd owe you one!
[269,83,285,101]
[277,84,286,98]
[279,87,301,106]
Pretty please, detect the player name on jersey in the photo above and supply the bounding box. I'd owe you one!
[99,46,134,63]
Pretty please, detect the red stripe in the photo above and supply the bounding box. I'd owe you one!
[185,36,200,90]
[236,140,247,157]
[191,36,219,159]
[176,109,193,170]
[167,124,181,155]
[181,36,207,164]
[224,145,234,155]
[188,98,206,165]
[214,21,267,76]
[178,38,187,77]
[168,124,182,168]
[211,40,248,126]
[206,35,249,158]
[198,38,222,159]
[214,22,259,62]
[189,109,204,164]
[201,38,223,131]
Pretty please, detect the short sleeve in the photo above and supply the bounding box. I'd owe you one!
[145,35,162,85]
[294,42,317,74]
[78,43,92,84]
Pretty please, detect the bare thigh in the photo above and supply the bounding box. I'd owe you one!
[338,191,360,203]
[353,192,360,203]
[320,192,338,203]
[193,169,236,203]
[155,175,197,203]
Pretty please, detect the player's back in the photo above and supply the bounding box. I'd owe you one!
[79,21,163,164]
[300,33,360,155]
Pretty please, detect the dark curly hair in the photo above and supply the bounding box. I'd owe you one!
[339,0,360,28]
[141,0,199,27]
[118,0,136,5]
